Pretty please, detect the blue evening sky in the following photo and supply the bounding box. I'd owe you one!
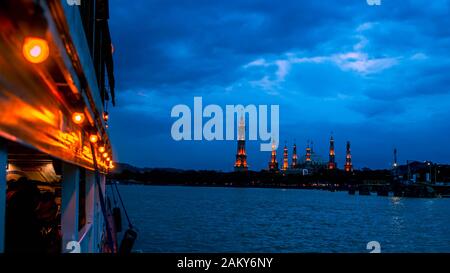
[108,0,450,171]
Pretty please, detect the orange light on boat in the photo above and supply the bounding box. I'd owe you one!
[102,152,108,158]
[103,111,109,122]
[72,112,85,125]
[89,134,98,143]
[99,146,106,153]
[106,157,111,162]
[22,37,49,64]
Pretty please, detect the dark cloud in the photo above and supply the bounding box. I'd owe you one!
[365,59,450,101]
[109,0,365,92]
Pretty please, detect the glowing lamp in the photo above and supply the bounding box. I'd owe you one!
[99,146,106,153]
[23,37,49,64]
[72,112,85,125]
[89,134,98,143]
[102,152,108,158]
[106,157,111,162]
[103,111,109,122]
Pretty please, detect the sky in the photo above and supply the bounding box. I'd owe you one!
[107,0,450,171]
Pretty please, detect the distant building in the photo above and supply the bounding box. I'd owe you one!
[257,135,358,175]
[291,143,298,169]
[395,160,445,183]
[328,135,336,170]
[234,115,248,172]
[268,141,279,172]
[305,142,312,163]
[290,141,326,175]
[344,141,353,172]
[282,143,289,171]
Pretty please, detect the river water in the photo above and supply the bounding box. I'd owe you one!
[117,185,450,253]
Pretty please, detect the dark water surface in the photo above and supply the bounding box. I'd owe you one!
[118,185,450,253]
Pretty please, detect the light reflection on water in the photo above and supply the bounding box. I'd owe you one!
[118,185,450,253]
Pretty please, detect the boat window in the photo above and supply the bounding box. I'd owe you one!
[4,141,62,253]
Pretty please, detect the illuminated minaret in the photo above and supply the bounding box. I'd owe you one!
[282,143,289,171]
[291,143,298,169]
[268,140,279,171]
[328,135,336,170]
[344,141,353,172]
[305,141,312,163]
[234,115,248,172]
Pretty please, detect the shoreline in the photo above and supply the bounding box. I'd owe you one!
[112,180,450,199]
[112,180,346,190]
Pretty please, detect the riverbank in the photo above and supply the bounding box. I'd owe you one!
[110,166,390,188]
[113,180,450,199]
[110,163,450,198]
